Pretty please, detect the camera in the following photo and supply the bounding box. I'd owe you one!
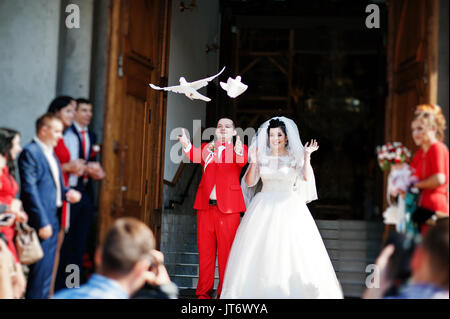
[383,231,419,297]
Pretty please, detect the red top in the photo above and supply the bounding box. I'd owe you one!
[54,137,71,186]
[410,141,449,215]
[0,166,20,262]
[185,141,248,214]
[54,137,71,231]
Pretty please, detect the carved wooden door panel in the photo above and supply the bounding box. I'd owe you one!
[99,0,171,247]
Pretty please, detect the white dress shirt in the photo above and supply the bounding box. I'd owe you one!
[34,137,63,207]
[64,121,90,187]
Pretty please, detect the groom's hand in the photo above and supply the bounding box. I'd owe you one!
[177,128,190,149]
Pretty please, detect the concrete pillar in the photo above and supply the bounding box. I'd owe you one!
[90,0,110,143]
[0,0,61,144]
[56,0,94,99]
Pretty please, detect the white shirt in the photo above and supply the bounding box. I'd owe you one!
[64,121,90,187]
[73,121,91,158]
[34,137,62,207]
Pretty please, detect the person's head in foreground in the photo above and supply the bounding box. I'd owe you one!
[53,217,176,299]
[365,218,449,299]
[409,218,449,293]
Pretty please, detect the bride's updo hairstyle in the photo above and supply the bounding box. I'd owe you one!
[414,104,447,142]
[267,118,288,146]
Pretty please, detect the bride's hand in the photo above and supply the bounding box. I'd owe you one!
[249,147,259,164]
[304,139,319,155]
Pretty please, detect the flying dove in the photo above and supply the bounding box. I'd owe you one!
[220,76,248,98]
[149,67,225,102]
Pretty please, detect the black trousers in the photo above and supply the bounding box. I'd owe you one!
[54,188,94,292]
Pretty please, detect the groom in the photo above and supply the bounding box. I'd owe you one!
[178,118,248,299]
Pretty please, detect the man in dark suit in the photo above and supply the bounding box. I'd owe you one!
[55,98,105,291]
[19,113,81,299]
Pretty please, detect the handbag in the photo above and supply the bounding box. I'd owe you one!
[15,222,44,265]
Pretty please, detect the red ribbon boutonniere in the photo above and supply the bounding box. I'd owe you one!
[90,144,101,159]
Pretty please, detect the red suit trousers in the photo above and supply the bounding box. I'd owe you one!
[196,205,240,299]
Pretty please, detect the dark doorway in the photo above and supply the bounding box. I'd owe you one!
[215,0,388,220]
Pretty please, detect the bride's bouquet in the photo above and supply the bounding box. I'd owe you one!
[376,142,411,171]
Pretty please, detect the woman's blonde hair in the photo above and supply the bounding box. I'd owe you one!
[414,104,447,142]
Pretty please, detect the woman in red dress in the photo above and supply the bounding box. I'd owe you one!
[0,127,28,298]
[47,96,86,295]
[410,104,449,235]
[47,97,86,229]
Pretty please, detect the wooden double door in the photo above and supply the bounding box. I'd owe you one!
[385,0,439,151]
[99,0,171,247]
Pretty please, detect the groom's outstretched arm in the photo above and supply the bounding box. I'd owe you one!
[178,128,204,165]
[183,142,206,165]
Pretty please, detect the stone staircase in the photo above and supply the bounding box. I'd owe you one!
[164,219,384,299]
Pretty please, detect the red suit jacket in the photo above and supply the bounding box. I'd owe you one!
[184,140,248,214]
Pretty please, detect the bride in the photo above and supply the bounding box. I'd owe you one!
[220,117,343,299]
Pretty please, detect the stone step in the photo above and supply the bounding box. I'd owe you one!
[332,260,375,273]
[318,229,383,241]
[316,220,385,232]
[173,277,368,298]
[327,249,379,261]
[167,266,369,286]
[166,263,218,277]
[171,274,219,290]
[340,282,367,298]
[336,271,370,284]
[169,231,384,254]
[323,239,382,251]
[165,252,199,264]
[167,236,383,255]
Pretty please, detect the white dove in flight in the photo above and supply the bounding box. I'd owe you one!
[149,66,226,102]
[220,75,248,98]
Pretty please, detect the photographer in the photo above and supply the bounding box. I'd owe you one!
[364,219,449,299]
[53,217,178,299]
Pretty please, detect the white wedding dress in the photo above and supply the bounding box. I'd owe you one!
[220,155,344,299]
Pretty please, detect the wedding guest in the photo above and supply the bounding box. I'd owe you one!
[410,104,449,234]
[53,217,177,299]
[47,96,86,295]
[363,219,449,299]
[55,98,105,292]
[0,128,27,298]
[48,96,86,229]
[19,113,81,299]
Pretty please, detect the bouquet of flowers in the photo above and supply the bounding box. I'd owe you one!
[376,142,411,171]
[377,142,418,234]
